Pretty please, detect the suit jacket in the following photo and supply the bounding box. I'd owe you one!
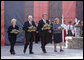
[7,25,19,38]
[38,19,49,31]
[23,20,36,33]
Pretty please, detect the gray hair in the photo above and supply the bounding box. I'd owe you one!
[11,18,16,23]
[54,18,59,21]
[28,15,33,19]
[42,13,47,17]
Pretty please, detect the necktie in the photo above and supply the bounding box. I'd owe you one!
[29,21,32,26]
[44,20,46,24]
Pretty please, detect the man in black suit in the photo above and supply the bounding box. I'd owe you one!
[23,15,36,54]
[38,13,50,53]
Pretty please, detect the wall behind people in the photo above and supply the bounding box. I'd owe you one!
[48,1,62,21]
[1,1,4,46]
[76,1,83,21]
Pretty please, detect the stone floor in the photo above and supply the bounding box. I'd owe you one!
[1,42,83,59]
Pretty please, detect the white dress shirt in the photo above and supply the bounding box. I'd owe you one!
[43,19,47,24]
[61,23,68,34]
[67,25,75,35]
[29,21,32,26]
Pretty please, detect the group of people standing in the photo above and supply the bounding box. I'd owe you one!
[7,13,65,55]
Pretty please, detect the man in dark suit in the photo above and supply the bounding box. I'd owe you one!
[38,13,50,53]
[23,15,36,54]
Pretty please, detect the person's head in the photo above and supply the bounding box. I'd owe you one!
[49,20,52,23]
[54,18,60,24]
[11,18,16,26]
[68,20,72,25]
[42,13,47,20]
[28,15,33,22]
[63,20,66,24]
[73,22,76,26]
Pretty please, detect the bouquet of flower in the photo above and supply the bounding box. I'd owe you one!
[11,29,19,34]
[58,26,64,30]
[43,24,52,30]
[28,26,37,32]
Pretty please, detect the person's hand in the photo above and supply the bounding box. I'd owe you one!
[28,30,31,32]
[49,30,51,33]
[56,29,61,31]
[36,31,38,33]
[42,28,47,30]
[58,28,60,30]
[41,28,43,30]
[42,28,45,30]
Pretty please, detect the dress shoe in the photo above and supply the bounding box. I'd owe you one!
[54,50,57,52]
[29,52,34,54]
[60,49,64,52]
[23,49,26,54]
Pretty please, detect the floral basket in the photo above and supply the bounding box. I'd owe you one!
[11,29,19,34]
[43,24,52,30]
[28,26,37,32]
[58,26,64,30]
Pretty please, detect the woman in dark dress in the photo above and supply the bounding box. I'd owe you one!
[53,18,64,52]
[7,18,19,55]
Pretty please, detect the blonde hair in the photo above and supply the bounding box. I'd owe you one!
[54,18,59,23]
[11,18,16,23]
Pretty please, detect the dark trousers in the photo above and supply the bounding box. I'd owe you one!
[41,30,49,51]
[49,33,52,43]
[24,32,34,52]
[68,30,72,36]
[35,32,40,43]
[8,36,16,53]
